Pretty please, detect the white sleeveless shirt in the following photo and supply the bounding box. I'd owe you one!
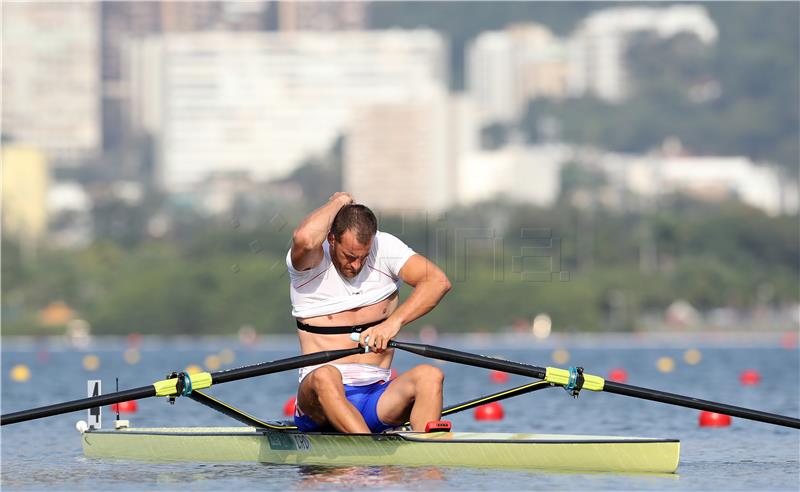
[286,231,416,318]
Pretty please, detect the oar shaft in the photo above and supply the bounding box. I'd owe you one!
[604,381,800,429]
[1,386,154,426]
[1,346,364,426]
[210,347,363,384]
[388,340,547,379]
[390,340,800,429]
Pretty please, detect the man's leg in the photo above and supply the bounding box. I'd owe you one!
[376,364,444,431]
[296,365,371,433]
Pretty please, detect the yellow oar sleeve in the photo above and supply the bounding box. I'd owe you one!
[545,367,605,392]
[152,372,213,397]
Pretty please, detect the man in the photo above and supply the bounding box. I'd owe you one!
[288,192,451,433]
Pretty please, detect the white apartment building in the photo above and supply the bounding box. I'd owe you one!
[344,88,452,214]
[2,2,101,166]
[458,143,567,207]
[467,23,568,126]
[124,30,448,191]
[597,153,798,216]
[466,5,718,125]
[569,5,718,101]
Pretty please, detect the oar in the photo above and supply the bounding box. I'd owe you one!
[387,340,800,429]
[1,347,362,426]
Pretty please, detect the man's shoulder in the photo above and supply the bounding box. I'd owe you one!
[374,231,410,249]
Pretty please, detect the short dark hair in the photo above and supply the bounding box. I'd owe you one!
[331,204,377,245]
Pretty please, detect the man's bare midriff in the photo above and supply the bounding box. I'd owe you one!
[297,291,399,368]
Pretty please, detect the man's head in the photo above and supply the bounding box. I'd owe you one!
[328,204,378,278]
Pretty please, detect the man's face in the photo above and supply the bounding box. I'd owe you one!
[329,229,372,279]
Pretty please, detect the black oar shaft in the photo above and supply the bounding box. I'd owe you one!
[604,381,800,428]
[388,340,547,379]
[210,347,362,384]
[390,340,800,429]
[1,347,363,426]
[1,386,155,426]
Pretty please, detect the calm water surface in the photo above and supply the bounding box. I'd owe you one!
[2,335,798,491]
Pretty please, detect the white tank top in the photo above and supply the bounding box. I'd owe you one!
[286,231,416,318]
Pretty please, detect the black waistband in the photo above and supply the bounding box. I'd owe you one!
[295,318,386,335]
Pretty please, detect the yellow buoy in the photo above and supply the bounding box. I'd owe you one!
[552,349,570,365]
[219,348,236,365]
[184,364,203,375]
[656,356,675,373]
[123,348,140,365]
[683,348,702,365]
[204,355,221,371]
[82,354,100,371]
[10,364,31,382]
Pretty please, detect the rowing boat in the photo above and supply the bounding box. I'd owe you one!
[81,425,681,473]
[4,338,797,475]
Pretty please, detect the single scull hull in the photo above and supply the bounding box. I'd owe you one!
[82,427,680,473]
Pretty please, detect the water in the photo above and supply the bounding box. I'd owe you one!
[2,335,798,491]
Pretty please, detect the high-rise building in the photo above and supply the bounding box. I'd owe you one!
[467,23,569,126]
[568,5,717,101]
[100,2,270,152]
[278,0,367,31]
[2,3,100,167]
[124,30,447,191]
[344,88,452,214]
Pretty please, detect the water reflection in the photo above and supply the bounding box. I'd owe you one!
[295,465,445,489]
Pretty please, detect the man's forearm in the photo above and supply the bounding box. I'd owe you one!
[387,279,451,329]
[293,193,352,248]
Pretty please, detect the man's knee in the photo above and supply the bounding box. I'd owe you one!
[308,365,344,395]
[415,364,444,386]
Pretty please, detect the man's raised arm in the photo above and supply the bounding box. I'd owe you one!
[291,192,354,271]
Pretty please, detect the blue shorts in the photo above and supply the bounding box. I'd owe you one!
[294,380,393,433]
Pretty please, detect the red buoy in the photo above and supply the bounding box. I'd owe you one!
[126,332,143,348]
[780,331,797,350]
[110,400,138,413]
[607,368,628,383]
[739,369,761,386]
[699,411,731,427]
[474,402,504,421]
[283,396,296,417]
[489,370,509,384]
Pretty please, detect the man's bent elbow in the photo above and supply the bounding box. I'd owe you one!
[292,229,314,251]
[439,275,452,296]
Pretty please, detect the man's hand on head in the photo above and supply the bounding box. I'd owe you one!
[330,192,355,206]
[359,319,402,353]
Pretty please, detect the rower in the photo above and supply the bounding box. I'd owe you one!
[288,192,451,433]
